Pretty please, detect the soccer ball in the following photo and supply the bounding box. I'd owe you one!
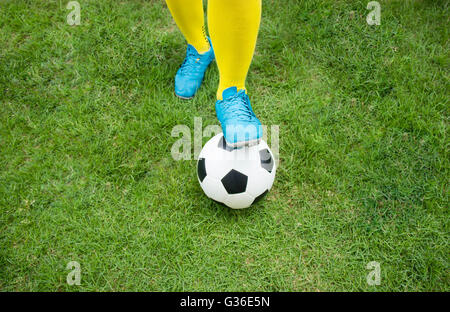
[197,133,276,209]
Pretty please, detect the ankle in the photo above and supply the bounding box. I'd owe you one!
[217,86,246,100]
[191,42,210,54]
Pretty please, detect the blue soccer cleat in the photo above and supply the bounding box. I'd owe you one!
[215,87,263,148]
[174,38,215,99]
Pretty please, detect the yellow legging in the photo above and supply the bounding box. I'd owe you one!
[165,0,261,99]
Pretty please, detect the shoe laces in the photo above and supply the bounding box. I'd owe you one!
[180,46,201,75]
[222,91,255,122]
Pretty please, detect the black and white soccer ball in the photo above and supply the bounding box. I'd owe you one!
[197,133,276,209]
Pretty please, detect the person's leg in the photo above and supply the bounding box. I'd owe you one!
[166,0,215,99]
[208,0,261,99]
[165,0,209,53]
[208,0,263,147]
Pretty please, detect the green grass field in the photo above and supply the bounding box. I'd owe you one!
[0,0,448,291]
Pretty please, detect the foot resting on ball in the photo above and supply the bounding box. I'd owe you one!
[215,87,263,148]
[175,38,215,99]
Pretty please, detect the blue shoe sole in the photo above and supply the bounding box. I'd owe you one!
[224,137,261,148]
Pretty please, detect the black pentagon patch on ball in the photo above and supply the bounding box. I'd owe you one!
[218,136,238,152]
[252,190,268,205]
[259,149,274,173]
[221,169,248,194]
[197,158,207,182]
